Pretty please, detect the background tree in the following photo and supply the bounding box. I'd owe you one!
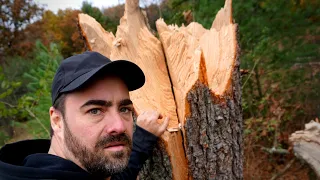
[0,0,43,63]
[81,1,107,28]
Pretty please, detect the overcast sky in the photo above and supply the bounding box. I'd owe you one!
[36,0,124,13]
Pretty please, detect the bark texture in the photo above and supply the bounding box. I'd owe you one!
[139,139,173,180]
[185,79,242,180]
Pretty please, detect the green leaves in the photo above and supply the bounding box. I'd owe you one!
[81,1,111,31]
[0,41,62,144]
[19,41,61,138]
[0,66,21,102]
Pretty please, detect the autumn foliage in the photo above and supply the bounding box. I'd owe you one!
[0,0,319,179]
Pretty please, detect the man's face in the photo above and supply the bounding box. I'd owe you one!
[62,76,134,177]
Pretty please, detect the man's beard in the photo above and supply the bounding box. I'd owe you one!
[63,120,132,177]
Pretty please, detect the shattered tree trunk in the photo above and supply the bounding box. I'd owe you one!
[78,0,242,179]
[290,121,320,178]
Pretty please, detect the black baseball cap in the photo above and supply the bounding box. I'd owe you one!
[51,51,145,104]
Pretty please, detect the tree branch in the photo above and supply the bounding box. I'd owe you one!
[270,158,296,180]
[261,147,289,155]
[25,108,50,137]
[0,100,15,108]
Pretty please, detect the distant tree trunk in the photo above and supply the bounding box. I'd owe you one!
[254,65,263,99]
[78,0,243,179]
[0,118,14,138]
[247,79,256,117]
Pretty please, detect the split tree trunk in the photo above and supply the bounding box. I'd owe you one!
[290,121,320,178]
[78,0,242,179]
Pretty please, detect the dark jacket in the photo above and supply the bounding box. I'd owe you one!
[0,126,157,180]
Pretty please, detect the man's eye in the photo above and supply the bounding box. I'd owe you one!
[120,107,132,113]
[88,108,102,115]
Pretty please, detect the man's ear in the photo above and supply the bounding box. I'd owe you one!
[49,107,63,138]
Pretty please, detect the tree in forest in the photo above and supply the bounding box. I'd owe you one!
[81,1,108,29]
[0,0,43,62]
[55,9,85,57]
[0,41,62,144]
[82,1,125,34]
[102,4,125,34]
[36,9,85,58]
[1,4,88,60]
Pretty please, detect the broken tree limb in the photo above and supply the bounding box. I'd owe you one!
[289,120,320,178]
[78,0,242,179]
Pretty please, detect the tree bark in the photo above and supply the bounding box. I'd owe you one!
[78,0,242,179]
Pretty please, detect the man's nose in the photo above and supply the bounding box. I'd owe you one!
[105,111,126,135]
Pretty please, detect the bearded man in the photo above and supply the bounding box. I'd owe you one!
[0,51,169,180]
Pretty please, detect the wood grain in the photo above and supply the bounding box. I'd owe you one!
[156,0,242,178]
[78,0,188,179]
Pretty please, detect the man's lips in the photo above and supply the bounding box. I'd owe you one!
[104,142,126,151]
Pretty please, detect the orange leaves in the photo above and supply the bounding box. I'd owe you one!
[0,0,43,61]
[31,9,85,58]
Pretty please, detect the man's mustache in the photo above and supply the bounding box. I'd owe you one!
[95,133,132,149]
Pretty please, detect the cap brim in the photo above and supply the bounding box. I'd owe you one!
[60,60,145,93]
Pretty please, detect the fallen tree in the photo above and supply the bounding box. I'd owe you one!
[78,0,242,179]
[290,120,320,178]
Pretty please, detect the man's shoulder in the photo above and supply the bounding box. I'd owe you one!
[133,125,158,151]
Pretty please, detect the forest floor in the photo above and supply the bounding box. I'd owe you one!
[6,125,33,143]
[244,138,314,180]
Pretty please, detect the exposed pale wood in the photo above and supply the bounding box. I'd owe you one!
[78,14,115,58]
[156,0,242,178]
[156,19,208,136]
[200,0,237,96]
[200,24,237,96]
[78,0,189,179]
[211,0,233,30]
[201,0,237,97]
[290,120,320,177]
[156,0,238,127]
